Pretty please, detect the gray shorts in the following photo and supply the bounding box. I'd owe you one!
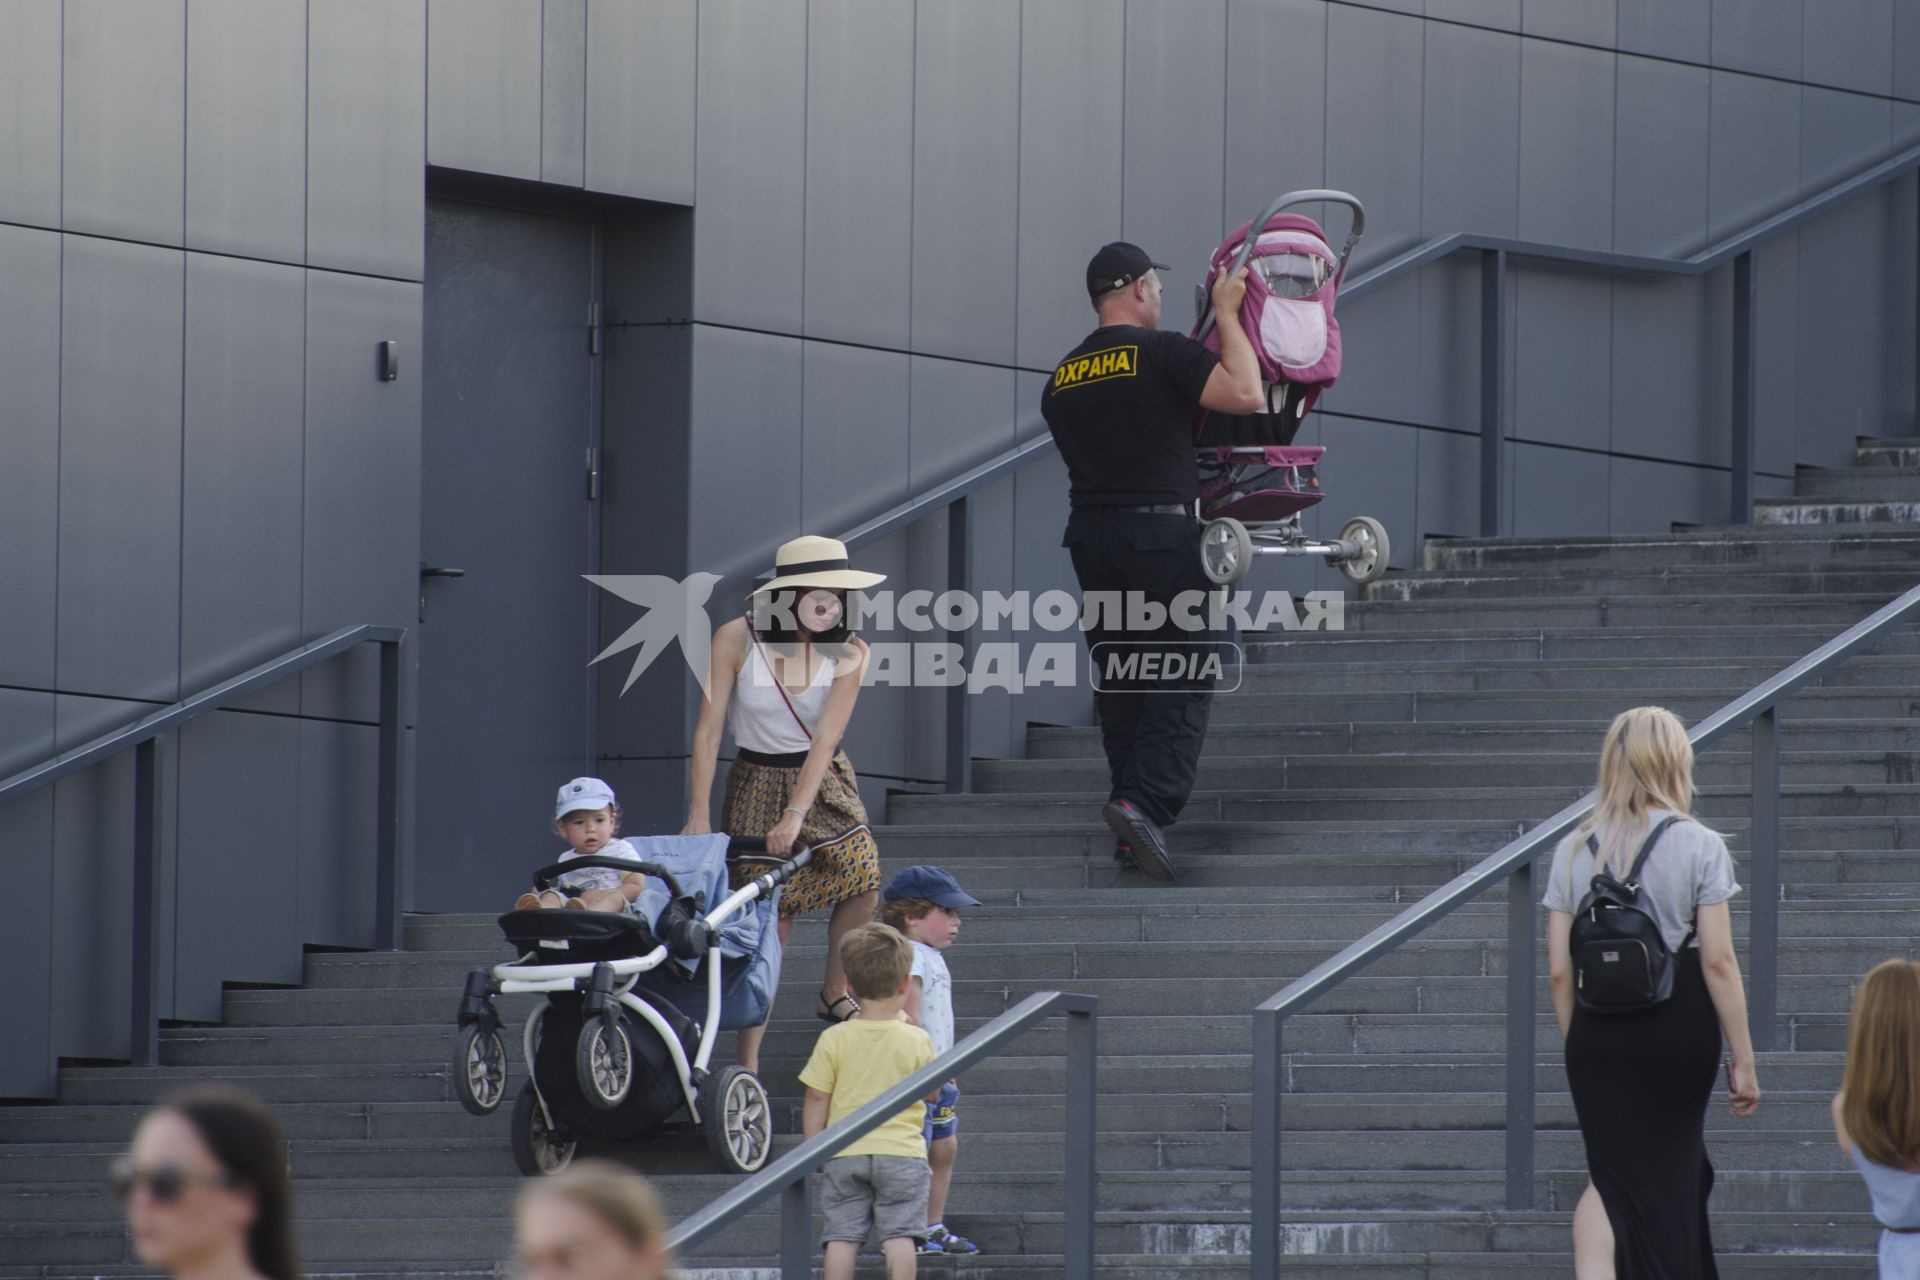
[818,1155,930,1246]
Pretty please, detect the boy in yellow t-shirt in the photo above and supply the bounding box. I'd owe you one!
[800,923,939,1280]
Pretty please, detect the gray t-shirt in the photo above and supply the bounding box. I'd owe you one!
[1540,808,1741,952]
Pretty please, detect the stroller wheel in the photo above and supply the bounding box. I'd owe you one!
[510,1080,576,1176]
[1200,517,1253,586]
[575,1012,635,1110]
[1336,516,1391,585]
[703,1064,774,1174]
[452,1022,508,1116]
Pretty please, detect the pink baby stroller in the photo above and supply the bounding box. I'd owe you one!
[1189,190,1390,587]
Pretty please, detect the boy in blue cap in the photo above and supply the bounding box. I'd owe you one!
[880,865,983,1256]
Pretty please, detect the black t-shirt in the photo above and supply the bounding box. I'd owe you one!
[1039,324,1220,507]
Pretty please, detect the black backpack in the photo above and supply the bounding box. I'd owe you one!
[1568,815,1688,1014]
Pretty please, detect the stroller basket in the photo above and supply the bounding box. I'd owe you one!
[1200,445,1324,522]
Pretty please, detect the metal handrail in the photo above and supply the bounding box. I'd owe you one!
[670,991,1097,1277]
[1248,581,1920,1277]
[706,142,1920,796]
[0,623,410,1073]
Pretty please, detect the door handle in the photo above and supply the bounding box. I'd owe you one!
[419,564,467,622]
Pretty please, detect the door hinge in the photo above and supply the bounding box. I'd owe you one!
[586,446,601,502]
[588,302,603,356]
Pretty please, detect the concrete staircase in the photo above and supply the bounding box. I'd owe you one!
[3,434,1918,1278]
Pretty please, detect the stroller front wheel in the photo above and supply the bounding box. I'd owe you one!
[1200,517,1253,586]
[1336,516,1390,585]
[510,1080,577,1176]
[452,1022,508,1116]
[703,1064,774,1174]
[575,1012,636,1110]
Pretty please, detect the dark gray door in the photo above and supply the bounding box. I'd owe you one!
[419,199,600,911]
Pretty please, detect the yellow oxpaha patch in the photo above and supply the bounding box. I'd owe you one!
[1051,344,1138,391]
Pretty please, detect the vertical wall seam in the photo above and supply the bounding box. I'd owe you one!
[798,0,812,528]
[538,0,546,181]
[905,0,916,486]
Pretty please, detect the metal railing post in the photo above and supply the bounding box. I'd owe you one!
[1731,251,1758,524]
[1251,1007,1282,1279]
[130,737,164,1067]
[1064,1001,1097,1280]
[1505,858,1537,1210]
[945,496,973,794]
[1748,705,1781,1051]
[375,636,406,950]
[778,1176,811,1277]
[1480,248,1507,538]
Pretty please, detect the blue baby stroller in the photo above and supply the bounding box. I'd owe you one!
[451,834,808,1176]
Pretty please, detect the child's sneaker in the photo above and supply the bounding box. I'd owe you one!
[923,1224,979,1255]
[1113,839,1136,869]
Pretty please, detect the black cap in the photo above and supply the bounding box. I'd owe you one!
[1086,241,1171,299]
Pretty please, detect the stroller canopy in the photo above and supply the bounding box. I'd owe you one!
[1196,212,1344,390]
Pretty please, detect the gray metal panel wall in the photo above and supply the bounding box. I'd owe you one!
[298,719,380,946]
[1518,40,1613,247]
[1712,0,1803,80]
[692,0,807,331]
[174,712,305,1021]
[58,237,185,704]
[1016,0,1123,371]
[804,0,914,346]
[911,0,1019,363]
[187,0,308,262]
[427,0,543,182]
[909,356,1019,494]
[1120,0,1226,289]
[1523,0,1616,44]
[1225,0,1327,238]
[542,0,588,186]
[181,255,308,711]
[1803,0,1893,96]
[584,0,696,204]
[1422,24,1520,239]
[0,768,55,1095]
[0,227,61,691]
[308,0,427,280]
[802,343,912,536]
[1707,71,1802,241]
[1613,56,1710,256]
[62,0,185,245]
[0,0,61,227]
[1619,0,1710,60]
[300,271,423,722]
[687,325,804,573]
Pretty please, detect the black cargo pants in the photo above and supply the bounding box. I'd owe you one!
[1062,507,1229,828]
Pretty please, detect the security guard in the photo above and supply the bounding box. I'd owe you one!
[1040,242,1262,881]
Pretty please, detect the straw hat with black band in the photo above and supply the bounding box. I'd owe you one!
[749,536,887,596]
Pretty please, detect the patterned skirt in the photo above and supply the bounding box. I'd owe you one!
[723,749,882,918]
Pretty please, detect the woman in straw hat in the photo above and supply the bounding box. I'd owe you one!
[684,535,887,1073]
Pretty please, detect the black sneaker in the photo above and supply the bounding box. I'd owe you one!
[1102,799,1176,881]
[1112,839,1137,869]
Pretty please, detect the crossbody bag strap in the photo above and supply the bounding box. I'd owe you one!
[745,619,814,742]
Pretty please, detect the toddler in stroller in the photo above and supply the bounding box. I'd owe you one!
[452,833,809,1176]
[1189,189,1391,587]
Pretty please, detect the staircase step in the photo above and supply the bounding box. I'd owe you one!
[1792,464,1920,497]
[1754,498,1920,525]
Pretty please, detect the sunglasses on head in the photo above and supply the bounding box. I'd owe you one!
[109,1154,239,1206]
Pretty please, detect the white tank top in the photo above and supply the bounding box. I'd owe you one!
[730,635,836,755]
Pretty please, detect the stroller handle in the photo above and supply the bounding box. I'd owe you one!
[530,856,685,900]
[727,837,814,888]
[1194,188,1367,345]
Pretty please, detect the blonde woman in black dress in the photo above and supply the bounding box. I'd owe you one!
[1542,706,1763,1278]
